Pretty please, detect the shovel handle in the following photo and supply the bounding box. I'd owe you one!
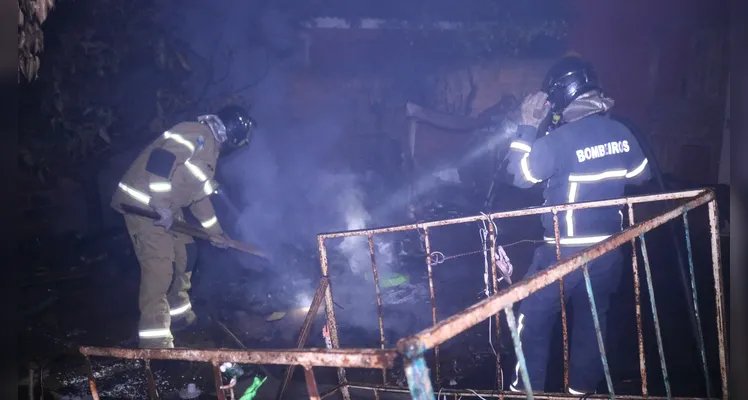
[121,204,266,258]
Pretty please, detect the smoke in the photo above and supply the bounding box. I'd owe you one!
[161,2,516,343]
[331,173,396,276]
[205,58,401,282]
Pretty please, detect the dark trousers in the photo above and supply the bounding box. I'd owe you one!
[510,244,623,393]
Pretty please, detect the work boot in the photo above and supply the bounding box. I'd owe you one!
[171,310,198,333]
[139,337,174,349]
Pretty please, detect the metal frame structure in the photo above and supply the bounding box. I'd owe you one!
[79,189,727,400]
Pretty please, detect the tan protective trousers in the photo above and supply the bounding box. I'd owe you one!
[124,212,196,347]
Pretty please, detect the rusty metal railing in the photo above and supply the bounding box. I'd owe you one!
[79,189,727,400]
[79,276,395,400]
[315,188,727,400]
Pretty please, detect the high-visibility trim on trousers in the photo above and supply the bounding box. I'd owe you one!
[543,235,610,246]
[170,302,192,316]
[200,216,218,229]
[139,328,172,339]
[512,313,526,387]
[510,385,587,395]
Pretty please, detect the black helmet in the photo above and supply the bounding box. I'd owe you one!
[541,56,601,113]
[216,104,255,149]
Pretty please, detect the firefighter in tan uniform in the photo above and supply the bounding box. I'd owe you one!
[112,105,255,348]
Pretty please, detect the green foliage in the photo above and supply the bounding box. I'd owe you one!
[19,0,208,184]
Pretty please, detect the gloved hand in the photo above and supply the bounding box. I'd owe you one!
[210,233,231,249]
[153,207,174,231]
[519,91,551,128]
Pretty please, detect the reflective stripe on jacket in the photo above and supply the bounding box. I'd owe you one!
[111,121,224,233]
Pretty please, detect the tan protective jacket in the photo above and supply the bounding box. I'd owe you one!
[111,121,224,234]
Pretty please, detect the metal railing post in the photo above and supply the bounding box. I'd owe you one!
[422,227,440,388]
[553,210,570,392]
[505,307,533,399]
[628,204,648,396]
[682,211,713,397]
[639,233,672,399]
[368,234,388,385]
[317,236,352,400]
[707,200,728,399]
[402,342,436,400]
[581,264,615,398]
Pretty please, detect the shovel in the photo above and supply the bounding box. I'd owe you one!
[120,204,267,259]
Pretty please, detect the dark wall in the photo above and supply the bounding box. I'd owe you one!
[568,0,729,183]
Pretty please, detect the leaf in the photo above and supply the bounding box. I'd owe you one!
[98,128,111,144]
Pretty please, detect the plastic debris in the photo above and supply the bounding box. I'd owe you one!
[380,273,409,288]
[265,311,286,322]
[239,376,267,400]
[220,362,245,379]
[494,245,514,284]
[380,282,428,305]
[179,383,201,399]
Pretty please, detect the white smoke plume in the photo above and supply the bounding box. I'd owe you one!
[316,172,396,277]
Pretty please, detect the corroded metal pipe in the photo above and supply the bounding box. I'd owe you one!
[367,234,388,385]
[396,190,714,353]
[212,362,227,400]
[79,347,398,369]
[316,236,352,400]
[552,210,569,392]
[319,385,343,400]
[303,366,321,400]
[422,226,440,388]
[85,357,100,400]
[276,278,329,400]
[487,220,504,398]
[627,204,648,397]
[144,359,160,400]
[345,383,716,400]
[707,200,729,400]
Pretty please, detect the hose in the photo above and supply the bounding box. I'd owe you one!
[612,114,712,395]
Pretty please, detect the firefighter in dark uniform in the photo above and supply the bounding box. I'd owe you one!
[506,56,651,394]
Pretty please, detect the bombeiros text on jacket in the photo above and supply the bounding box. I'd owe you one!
[575,140,630,163]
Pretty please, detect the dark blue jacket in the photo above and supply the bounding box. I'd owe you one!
[507,114,650,246]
